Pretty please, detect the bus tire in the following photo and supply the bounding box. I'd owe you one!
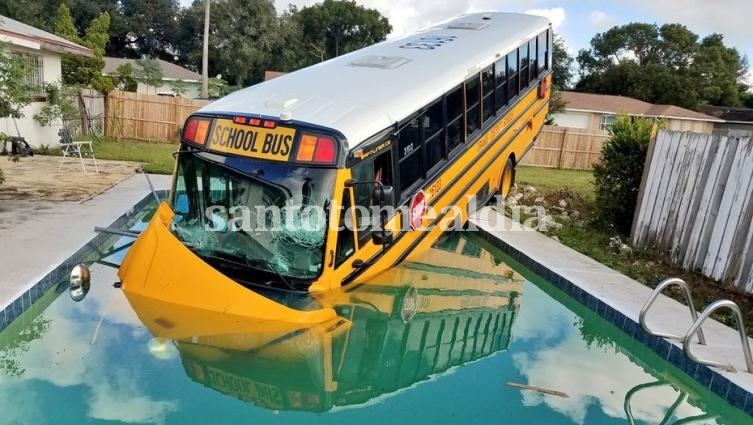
[498,157,515,200]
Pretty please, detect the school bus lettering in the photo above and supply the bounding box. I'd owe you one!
[207,119,295,161]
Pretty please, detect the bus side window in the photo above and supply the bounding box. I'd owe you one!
[528,38,537,83]
[495,56,507,111]
[538,30,548,74]
[446,86,464,154]
[335,189,356,266]
[465,74,481,136]
[398,118,423,195]
[519,42,529,89]
[481,65,495,124]
[423,99,444,172]
[508,49,519,99]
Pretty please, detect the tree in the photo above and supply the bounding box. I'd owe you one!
[0,51,31,120]
[55,4,113,93]
[547,33,574,121]
[576,22,747,109]
[110,0,179,59]
[110,63,138,91]
[296,0,391,62]
[551,34,573,89]
[592,114,654,235]
[134,57,164,93]
[0,0,58,32]
[211,0,280,86]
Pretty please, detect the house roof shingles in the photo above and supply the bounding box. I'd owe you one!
[699,106,753,123]
[0,14,92,57]
[560,91,723,122]
[103,57,202,82]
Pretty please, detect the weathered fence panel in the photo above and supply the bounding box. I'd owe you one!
[105,90,210,142]
[632,130,753,293]
[521,125,608,169]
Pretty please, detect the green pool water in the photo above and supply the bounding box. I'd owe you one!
[0,230,751,425]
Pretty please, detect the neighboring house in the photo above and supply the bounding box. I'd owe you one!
[0,15,92,147]
[264,70,286,81]
[699,106,753,137]
[103,57,202,98]
[552,91,723,134]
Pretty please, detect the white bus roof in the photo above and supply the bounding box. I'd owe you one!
[199,12,550,149]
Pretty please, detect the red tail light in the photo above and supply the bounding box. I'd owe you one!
[296,134,337,164]
[313,137,336,163]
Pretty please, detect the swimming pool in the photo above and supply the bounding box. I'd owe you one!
[0,225,750,424]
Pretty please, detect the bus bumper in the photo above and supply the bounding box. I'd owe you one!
[118,202,338,325]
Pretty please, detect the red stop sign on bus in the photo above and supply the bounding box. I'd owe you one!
[409,190,427,230]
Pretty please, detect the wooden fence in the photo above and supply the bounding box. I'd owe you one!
[631,130,753,293]
[520,125,609,169]
[105,90,210,142]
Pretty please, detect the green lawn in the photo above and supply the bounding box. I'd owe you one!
[516,166,595,202]
[41,137,177,174]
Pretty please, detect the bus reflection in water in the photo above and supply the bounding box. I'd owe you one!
[129,234,524,412]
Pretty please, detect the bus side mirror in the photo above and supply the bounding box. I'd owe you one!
[371,185,394,246]
[372,185,395,207]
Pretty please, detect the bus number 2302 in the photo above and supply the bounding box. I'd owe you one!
[399,36,457,50]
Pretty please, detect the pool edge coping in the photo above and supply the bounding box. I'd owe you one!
[0,190,168,334]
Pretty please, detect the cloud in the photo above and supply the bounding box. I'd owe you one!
[513,329,708,424]
[88,382,179,424]
[588,10,615,32]
[0,264,179,424]
[524,7,566,31]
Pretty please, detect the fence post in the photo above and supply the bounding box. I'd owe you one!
[557,127,569,168]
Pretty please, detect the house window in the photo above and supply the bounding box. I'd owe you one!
[13,52,45,98]
[600,114,617,130]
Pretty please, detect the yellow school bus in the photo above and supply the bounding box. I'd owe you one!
[129,234,525,412]
[118,12,551,324]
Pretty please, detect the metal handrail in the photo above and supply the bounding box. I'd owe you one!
[640,278,706,345]
[624,381,677,425]
[683,300,753,373]
[624,381,717,425]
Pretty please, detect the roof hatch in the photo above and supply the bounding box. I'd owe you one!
[350,55,411,70]
[447,22,489,31]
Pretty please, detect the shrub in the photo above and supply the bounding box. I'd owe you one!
[0,168,4,185]
[592,113,654,235]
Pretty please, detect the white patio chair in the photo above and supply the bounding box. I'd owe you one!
[58,127,99,175]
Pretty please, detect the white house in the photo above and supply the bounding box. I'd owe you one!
[103,57,203,98]
[0,15,92,147]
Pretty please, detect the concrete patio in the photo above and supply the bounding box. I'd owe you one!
[0,156,171,310]
[0,155,143,202]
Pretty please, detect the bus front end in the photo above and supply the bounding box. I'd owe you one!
[118,113,350,325]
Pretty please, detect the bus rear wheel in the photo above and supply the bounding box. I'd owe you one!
[499,157,515,200]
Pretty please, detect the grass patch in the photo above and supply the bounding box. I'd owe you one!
[515,166,753,336]
[39,137,177,174]
[517,166,595,202]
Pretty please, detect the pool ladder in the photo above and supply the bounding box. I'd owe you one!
[639,278,753,373]
[624,381,717,425]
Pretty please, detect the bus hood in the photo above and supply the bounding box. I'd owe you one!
[118,202,338,326]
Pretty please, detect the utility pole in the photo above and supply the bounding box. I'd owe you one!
[201,0,210,99]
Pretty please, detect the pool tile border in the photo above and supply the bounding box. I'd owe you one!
[0,191,166,334]
[474,228,753,415]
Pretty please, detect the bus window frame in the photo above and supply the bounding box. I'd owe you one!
[335,187,358,267]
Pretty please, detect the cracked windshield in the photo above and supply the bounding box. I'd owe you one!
[171,151,335,281]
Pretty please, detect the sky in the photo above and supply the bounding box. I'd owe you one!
[184,0,753,84]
